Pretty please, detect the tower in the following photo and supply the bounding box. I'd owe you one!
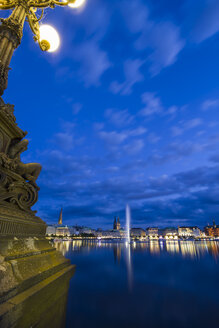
[113,216,117,230]
[113,216,121,230]
[117,217,121,230]
[58,208,63,225]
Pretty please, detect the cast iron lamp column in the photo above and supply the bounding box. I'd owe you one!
[0,0,84,96]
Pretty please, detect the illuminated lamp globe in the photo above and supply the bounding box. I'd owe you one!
[68,0,86,8]
[39,25,60,52]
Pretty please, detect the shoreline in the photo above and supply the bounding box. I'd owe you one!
[47,237,219,242]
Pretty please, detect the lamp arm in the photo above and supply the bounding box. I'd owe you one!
[0,0,16,10]
[27,8,51,51]
[36,8,44,22]
[27,0,74,9]
[52,0,69,6]
[27,0,52,9]
[26,8,40,39]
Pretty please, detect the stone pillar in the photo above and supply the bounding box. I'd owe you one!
[0,100,75,327]
[0,5,26,96]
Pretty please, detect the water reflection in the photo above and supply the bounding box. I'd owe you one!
[54,239,219,292]
[113,243,121,264]
[62,240,219,328]
[54,239,219,260]
[125,242,132,291]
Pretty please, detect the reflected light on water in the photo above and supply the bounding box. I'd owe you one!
[125,242,133,291]
[149,240,161,254]
[52,239,219,328]
[53,240,219,294]
[166,241,180,254]
[53,240,219,261]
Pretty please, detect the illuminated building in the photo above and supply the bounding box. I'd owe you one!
[56,226,70,237]
[178,226,201,238]
[46,208,70,236]
[97,230,121,239]
[159,228,178,239]
[146,227,159,239]
[131,228,146,238]
[46,225,56,236]
[204,220,219,238]
[74,226,96,235]
[113,216,121,230]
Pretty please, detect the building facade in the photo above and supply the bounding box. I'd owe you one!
[159,228,178,239]
[204,221,219,238]
[131,228,146,238]
[178,226,201,238]
[146,227,159,239]
[113,216,121,230]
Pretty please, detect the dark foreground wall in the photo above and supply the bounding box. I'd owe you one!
[0,237,75,328]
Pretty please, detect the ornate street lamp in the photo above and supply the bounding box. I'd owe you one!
[0,0,86,96]
[0,2,85,313]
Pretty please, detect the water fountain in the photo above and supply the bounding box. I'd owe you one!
[126,204,131,244]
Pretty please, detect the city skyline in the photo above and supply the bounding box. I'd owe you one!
[3,0,219,228]
[48,209,218,230]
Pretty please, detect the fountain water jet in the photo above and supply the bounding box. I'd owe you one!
[126,204,131,244]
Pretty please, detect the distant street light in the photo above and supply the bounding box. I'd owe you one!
[0,0,86,96]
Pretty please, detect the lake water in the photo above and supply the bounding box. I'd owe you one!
[54,240,219,328]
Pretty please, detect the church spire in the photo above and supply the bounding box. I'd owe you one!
[113,216,117,230]
[117,216,121,230]
[58,208,63,225]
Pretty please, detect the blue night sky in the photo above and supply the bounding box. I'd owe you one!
[2,0,219,229]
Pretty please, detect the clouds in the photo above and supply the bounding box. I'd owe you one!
[55,0,219,90]
[140,92,163,116]
[54,132,74,151]
[72,103,82,115]
[37,146,219,227]
[187,0,219,43]
[202,99,219,111]
[121,0,184,75]
[98,108,147,155]
[146,22,185,76]
[104,109,134,127]
[20,0,219,229]
[73,39,111,87]
[60,0,112,86]
[110,59,144,95]
[98,130,128,147]
[184,118,202,130]
[34,85,219,227]
[123,139,144,155]
[120,0,150,34]
[171,118,203,136]
[120,0,219,78]
[97,126,146,155]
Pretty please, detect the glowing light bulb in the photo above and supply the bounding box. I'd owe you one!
[68,0,86,8]
[39,25,60,52]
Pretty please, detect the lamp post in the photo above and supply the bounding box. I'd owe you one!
[0,0,85,96]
